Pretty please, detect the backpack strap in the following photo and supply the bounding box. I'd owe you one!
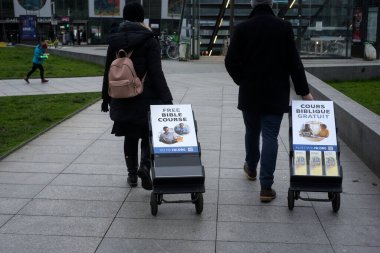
[116,49,147,82]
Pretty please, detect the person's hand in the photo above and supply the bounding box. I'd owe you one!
[302,93,314,100]
[101,100,109,112]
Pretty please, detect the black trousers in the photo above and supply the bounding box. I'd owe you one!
[27,63,44,79]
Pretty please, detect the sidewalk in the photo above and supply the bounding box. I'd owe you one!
[0,49,379,252]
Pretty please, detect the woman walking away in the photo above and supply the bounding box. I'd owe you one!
[24,41,49,84]
[101,2,173,190]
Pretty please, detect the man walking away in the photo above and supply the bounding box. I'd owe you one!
[225,0,313,202]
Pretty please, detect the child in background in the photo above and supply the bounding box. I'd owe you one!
[24,41,49,84]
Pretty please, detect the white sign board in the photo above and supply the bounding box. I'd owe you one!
[14,0,52,17]
[291,100,337,151]
[316,21,323,31]
[150,104,198,154]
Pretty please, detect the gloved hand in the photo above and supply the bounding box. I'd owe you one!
[101,100,109,112]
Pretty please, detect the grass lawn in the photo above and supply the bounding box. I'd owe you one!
[327,79,380,115]
[0,45,104,79]
[0,92,101,157]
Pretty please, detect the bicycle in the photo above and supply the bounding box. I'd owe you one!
[159,32,179,60]
[45,38,62,49]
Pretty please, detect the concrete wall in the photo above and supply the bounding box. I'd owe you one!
[306,73,380,177]
[305,64,380,81]
[48,48,106,66]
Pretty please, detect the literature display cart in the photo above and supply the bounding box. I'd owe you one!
[288,100,343,212]
[148,104,205,216]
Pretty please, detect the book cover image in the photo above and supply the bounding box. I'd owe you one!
[309,151,323,176]
[294,151,307,175]
[324,151,339,176]
[150,104,198,154]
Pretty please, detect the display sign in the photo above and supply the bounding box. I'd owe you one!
[19,15,37,40]
[292,100,340,177]
[150,104,198,154]
[353,7,362,42]
[161,0,182,19]
[89,0,125,18]
[292,100,337,151]
[14,0,52,17]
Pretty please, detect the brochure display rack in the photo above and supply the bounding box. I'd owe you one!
[288,100,343,212]
[149,104,205,216]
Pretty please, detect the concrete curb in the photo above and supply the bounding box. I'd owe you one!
[306,72,380,177]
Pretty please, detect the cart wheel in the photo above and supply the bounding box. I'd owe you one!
[150,193,158,216]
[332,193,340,213]
[193,193,203,214]
[287,189,295,210]
[328,192,334,200]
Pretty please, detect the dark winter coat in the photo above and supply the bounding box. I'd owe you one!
[102,21,173,127]
[225,5,310,114]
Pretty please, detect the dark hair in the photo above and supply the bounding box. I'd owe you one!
[123,2,144,22]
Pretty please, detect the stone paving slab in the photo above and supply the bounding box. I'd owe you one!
[18,199,121,218]
[216,241,335,253]
[105,218,216,241]
[0,234,101,253]
[96,238,215,253]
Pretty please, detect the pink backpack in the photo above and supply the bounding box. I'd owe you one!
[108,49,146,99]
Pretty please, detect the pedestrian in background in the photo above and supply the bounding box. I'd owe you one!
[101,2,173,189]
[24,41,49,84]
[225,0,313,202]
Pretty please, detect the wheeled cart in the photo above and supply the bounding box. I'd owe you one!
[149,104,205,216]
[288,100,343,212]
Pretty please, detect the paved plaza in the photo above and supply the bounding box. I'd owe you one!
[0,47,379,252]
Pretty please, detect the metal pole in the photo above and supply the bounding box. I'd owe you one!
[0,0,4,41]
[230,0,234,36]
[178,0,187,41]
[192,0,195,58]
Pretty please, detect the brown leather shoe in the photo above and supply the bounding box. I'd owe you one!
[41,79,49,83]
[260,188,276,202]
[243,162,257,180]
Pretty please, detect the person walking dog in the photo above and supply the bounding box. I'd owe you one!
[225,0,313,202]
[24,41,49,84]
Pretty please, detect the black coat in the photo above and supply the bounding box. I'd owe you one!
[102,21,173,125]
[225,5,310,114]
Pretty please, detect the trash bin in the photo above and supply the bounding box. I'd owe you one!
[179,42,189,61]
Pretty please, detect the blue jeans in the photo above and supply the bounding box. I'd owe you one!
[242,111,283,189]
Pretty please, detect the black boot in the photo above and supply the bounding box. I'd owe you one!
[125,156,138,187]
[137,165,152,190]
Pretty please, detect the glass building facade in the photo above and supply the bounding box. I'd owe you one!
[0,1,379,59]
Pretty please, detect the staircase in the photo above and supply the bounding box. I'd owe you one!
[197,0,344,57]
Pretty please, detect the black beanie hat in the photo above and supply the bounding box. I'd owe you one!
[123,2,144,22]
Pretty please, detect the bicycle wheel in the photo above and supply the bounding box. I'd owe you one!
[166,44,179,60]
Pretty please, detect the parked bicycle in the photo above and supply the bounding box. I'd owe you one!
[45,38,62,49]
[159,32,179,60]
